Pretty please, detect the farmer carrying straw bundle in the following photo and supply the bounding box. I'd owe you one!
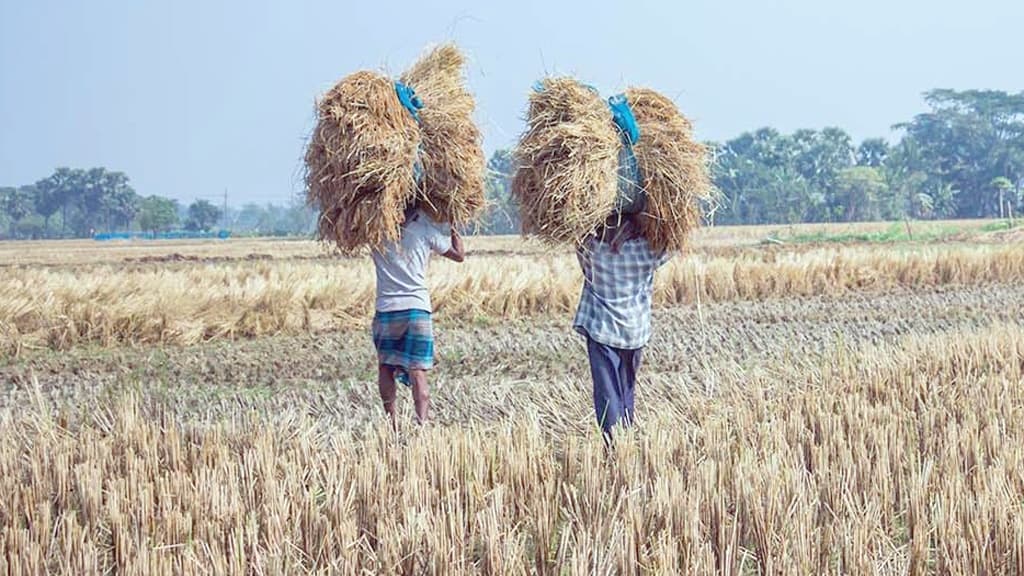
[514,79,712,440]
[305,44,484,427]
[372,201,465,428]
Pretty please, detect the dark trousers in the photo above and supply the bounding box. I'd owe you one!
[586,337,643,436]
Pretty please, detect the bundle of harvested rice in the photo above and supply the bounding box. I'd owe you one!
[625,88,713,252]
[512,78,621,245]
[305,71,421,253]
[401,44,486,227]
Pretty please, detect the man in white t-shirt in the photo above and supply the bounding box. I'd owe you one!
[371,206,465,427]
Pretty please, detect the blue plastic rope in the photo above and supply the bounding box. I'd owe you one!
[394,81,423,122]
[608,94,640,145]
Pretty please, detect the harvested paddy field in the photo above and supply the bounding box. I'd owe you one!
[1,225,1022,574]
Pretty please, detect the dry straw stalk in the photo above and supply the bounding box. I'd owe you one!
[2,324,1023,572]
[305,44,484,254]
[512,78,620,245]
[304,71,420,254]
[626,87,714,253]
[401,44,486,228]
[2,242,1022,355]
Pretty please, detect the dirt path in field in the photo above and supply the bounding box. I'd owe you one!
[3,282,1022,423]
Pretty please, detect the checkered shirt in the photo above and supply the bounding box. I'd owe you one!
[573,237,672,350]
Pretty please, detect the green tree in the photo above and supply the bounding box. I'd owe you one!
[50,167,98,236]
[806,128,856,191]
[882,136,960,219]
[832,167,889,222]
[31,167,142,236]
[185,200,222,231]
[895,89,1024,217]
[100,172,139,231]
[2,186,34,238]
[714,129,785,224]
[44,167,79,236]
[1,188,16,237]
[64,167,118,235]
[713,129,828,224]
[857,138,890,168]
[137,196,180,234]
[33,175,65,235]
[82,168,108,224]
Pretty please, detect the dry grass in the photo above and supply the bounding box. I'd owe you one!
[304,44,485,253]
[626,88,713,252]
[304,70,420,253]
[2,227,1022,572]
[2,323,1022,573]
[400,44,486,227]
[1,242,1023,355]
[511,81,713,249]
[512,78,620,245]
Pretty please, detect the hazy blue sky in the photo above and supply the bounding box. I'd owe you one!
[2,0,1021,205]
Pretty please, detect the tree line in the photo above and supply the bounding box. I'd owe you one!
[0,167,314,240]
[478,89,1024,232]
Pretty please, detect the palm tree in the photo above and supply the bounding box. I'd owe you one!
[991,177,1013,219]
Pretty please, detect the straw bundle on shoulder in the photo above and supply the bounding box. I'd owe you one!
[512,78,621,245]
[305,71,421,253]
[401,44,486,227]
[625,88,712,252]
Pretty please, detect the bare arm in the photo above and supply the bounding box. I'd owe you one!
[442,228,465,263]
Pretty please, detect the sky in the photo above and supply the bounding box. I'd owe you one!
[1,0,1022,206]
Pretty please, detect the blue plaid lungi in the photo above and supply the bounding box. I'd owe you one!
[371,309,435,371]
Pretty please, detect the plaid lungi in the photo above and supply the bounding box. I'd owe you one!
[371,309,435,371]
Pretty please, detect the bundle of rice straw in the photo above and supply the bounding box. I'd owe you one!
[625,88,713,252]
[305,71,420,253]
[512,78,621,245]
[401,44,486,227]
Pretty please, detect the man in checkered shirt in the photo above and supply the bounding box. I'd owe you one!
[574,216,671,438]
[572,91,676,438]
[573,123,673,437]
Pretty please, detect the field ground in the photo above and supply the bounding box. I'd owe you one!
[1,220,1023,574]
[0,218,1015,266]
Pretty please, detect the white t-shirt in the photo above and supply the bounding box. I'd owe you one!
[371,209,452,313]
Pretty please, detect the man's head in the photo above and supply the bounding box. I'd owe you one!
[596,213,642,247]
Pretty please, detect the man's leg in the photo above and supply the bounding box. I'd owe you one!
[378,365,398,429]
[407,369,430,424]
[619,347,643,427]
[587,337,624,436]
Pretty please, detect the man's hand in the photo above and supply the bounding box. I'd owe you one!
[442,227,465,262]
